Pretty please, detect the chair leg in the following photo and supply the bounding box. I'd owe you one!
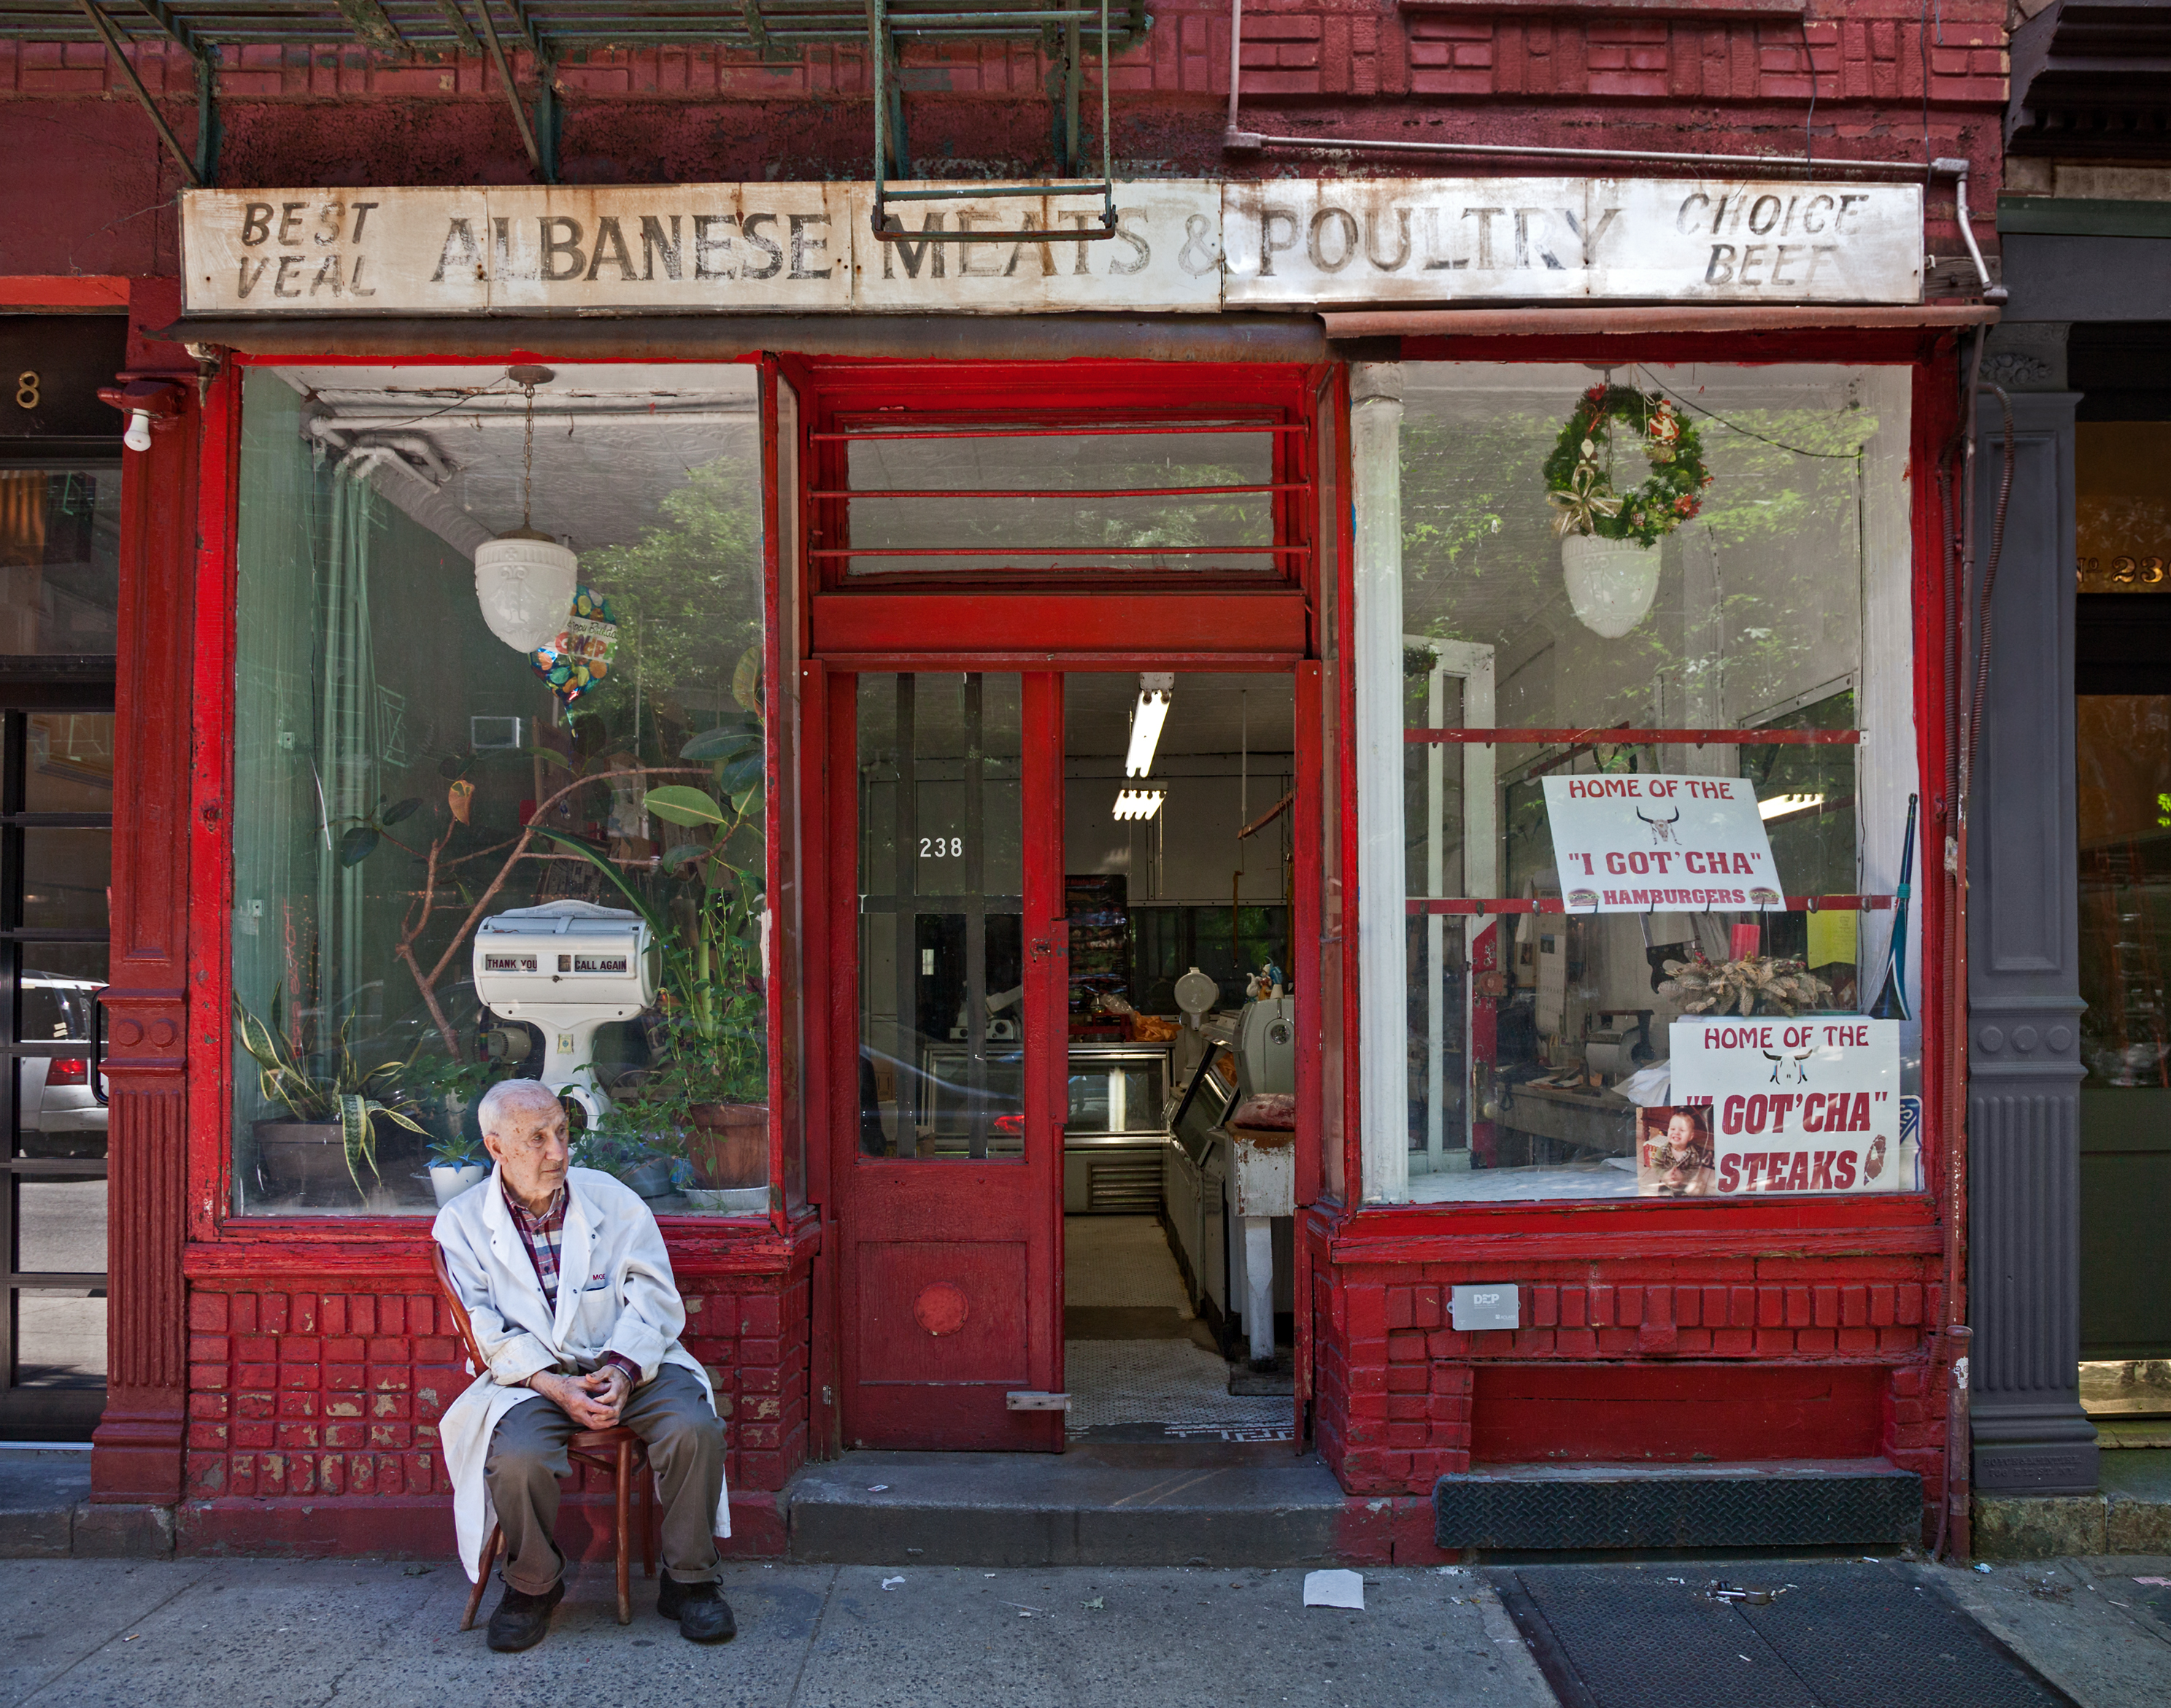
[461,1526,500,1633]
[615,1440,633,1626]
[641,1457,655,1580]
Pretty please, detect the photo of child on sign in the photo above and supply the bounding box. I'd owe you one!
[1638,1106,1716,1197]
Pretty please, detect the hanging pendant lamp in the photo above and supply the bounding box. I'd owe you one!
[474,365,579,654]
[1560,532,1662,638]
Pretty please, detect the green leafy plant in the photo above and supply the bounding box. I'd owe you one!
[571,1123,682,1180]
[426,1129,487,1170]
[334,793,425,868]
[536,649,768,1112]
[234,990,427,1191]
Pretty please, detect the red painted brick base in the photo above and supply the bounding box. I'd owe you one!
[178,1231,815,1555]
[1308,1221,1949,1541]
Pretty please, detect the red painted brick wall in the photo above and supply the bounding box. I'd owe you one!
[178,1253,811,1553]
[1308,1235,1950,1537]
[0,1,2008,273]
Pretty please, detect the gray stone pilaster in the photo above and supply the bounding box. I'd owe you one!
[1967,385,2098,1496]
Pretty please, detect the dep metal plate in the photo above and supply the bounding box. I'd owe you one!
[1493,1562,2078,1708]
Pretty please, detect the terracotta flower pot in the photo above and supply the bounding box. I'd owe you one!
[252,1118,361,1203]
[685,1102,768,1189]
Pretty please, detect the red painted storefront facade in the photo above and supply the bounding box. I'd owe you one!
[0,0,2008,1558]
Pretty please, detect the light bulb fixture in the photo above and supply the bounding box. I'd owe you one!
[1126,672,1174,778]
[476,365,579,654]
[1560,532,1661,638]
[122,409,154,453]
[1113,789,1165,822]
[1759,792,1826,822]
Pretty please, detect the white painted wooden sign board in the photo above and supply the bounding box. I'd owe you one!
[1540,772,1786,913]
[180,177,1924,316]
[1669,1016,1905,1195]
[1220,177,1924,306]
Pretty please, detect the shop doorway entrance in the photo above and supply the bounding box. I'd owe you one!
[825,668,1305,1451]
[795,356,1331,1453]
[829,671,1067,1450]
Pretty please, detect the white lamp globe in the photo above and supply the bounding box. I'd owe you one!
[474,530,578,654]
[1560,532,1661,639]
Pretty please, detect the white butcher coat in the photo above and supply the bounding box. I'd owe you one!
[432,1165,729,1581]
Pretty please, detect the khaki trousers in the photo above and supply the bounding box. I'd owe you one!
[484,1361,725,1593]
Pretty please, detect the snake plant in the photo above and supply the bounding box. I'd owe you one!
[234,990,427,1193]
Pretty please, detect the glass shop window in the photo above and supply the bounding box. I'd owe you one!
[0,465,120,654]
[819,414,1294,580]
[228,363,770,1216]
[1395,362,1919,1205]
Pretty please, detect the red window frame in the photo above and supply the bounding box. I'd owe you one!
[185,350,801,1247]
[796,360,1319,592]
[1325,327,1961,1251]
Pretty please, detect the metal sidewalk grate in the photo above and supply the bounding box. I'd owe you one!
[1494,1564,2078,1708]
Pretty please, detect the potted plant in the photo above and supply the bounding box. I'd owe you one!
[427,1131,491,1207]
[571,1122,682,1200]
[536,695,771,1207]
[234,992,428,1205]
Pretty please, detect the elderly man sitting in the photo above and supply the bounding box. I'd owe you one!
[433,1078,734,1652]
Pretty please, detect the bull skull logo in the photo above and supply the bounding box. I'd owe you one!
[1636,804,1682,847]
[1762,1048,1814,1086]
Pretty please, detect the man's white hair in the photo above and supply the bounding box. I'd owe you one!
[477,1078,563,1137]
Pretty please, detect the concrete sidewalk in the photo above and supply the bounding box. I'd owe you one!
[0,1558,1551,1708]
[0,1552,2165,1708]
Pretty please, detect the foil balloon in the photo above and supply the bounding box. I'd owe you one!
[530,585,620,705]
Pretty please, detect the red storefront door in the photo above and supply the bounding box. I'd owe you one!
[828,671,1068,1450]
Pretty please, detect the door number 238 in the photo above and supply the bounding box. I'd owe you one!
[919,836,963,858]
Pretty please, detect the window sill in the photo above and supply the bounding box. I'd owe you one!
[1324,1189,1939,1262]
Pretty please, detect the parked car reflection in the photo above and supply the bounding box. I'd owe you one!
[19,973,106,1160]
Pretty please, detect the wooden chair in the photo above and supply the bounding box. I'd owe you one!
[430,1242,657,1628]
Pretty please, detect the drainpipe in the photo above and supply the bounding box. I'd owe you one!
[1940,159,2007,304]
[1225,0,1243,146]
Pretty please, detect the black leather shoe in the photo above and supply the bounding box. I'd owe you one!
[658,1574,737,1643]
[485,1580,564,1653]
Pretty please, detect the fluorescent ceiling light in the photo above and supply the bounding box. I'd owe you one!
[1113,789,1166,822]
[1759,793,1824,821]
[1127,673,1174,778]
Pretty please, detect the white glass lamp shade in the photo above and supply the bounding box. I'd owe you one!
[474,532,579,654]
[1560,531,1661,639]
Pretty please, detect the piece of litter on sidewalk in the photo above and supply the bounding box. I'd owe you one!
[1001,1601,1046,1615]
[868,1484,889,1492]
[2135,1577,2171,1586]
[1304,1569,1365,1610]
[1084,1597,1104,1610]
[881,1576,905,1589]
[1975,1562,1994,1573]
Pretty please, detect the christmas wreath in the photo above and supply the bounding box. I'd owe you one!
[1543,385,1713,549]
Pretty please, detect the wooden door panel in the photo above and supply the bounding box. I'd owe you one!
[856,1239,1030,1385]
[830,671,1064,1451]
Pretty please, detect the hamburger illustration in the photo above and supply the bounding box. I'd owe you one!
[1567,888,1600,911]
[1748,886,1781,908]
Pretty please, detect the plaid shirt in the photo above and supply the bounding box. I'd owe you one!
[502,1180,640,1386]
[504,1180,570,1307]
